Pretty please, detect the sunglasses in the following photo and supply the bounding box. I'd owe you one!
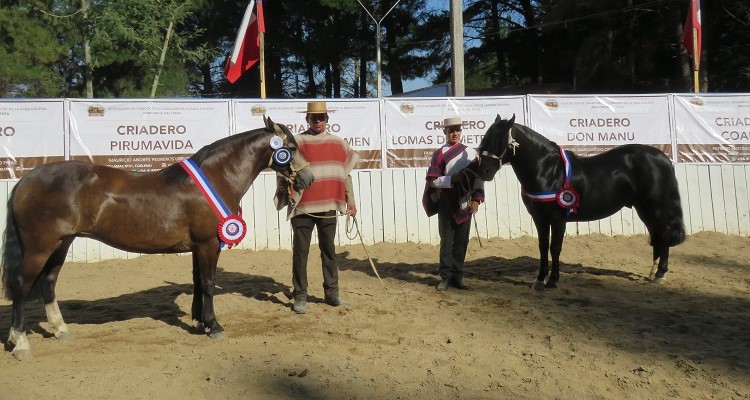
[446,126,462,133]
[309,114,327,122]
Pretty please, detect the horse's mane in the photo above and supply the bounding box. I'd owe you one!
[479,116,558,159]
[160,126,272,185]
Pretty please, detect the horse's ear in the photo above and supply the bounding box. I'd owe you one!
[264,115,274,131]
[495,114,502,122]
[509,113,516,125]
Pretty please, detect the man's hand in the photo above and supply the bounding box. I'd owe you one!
[347,204,358,217]
[452,170,465,185]
[469,200,480,214]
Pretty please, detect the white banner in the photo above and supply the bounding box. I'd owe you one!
[528,95,673,159]
[68,100,230,171]
[383,97,526,168]
[234,99,382,169]
[0,100,65,179]
[673,94,750,163]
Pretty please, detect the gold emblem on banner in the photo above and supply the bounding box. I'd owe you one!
[87,106,106,117]
[399,103,415,114]
[688,98,704,107]
[544,100,559,109]
[250,105,266,116]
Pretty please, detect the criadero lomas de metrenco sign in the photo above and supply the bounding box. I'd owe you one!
[111,124,194,151]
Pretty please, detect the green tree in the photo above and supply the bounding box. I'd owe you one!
[0,5,68,97]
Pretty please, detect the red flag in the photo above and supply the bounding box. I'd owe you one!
[225,0,266,83]
[681,0,702,68]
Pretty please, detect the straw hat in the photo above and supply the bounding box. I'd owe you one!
[298,101,336,114]
[437,116,464,129]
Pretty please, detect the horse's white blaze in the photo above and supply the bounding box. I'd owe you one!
[45,301,70,338]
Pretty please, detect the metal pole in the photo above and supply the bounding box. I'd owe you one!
[356,0,402,98]
[450,0,465,96]
[375,23,381,97]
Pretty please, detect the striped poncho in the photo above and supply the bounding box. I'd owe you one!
[290,130,358,217]
[422,142,485,224]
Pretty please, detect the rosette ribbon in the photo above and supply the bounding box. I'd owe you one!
[180,159,247,249]
[521,147,579,215]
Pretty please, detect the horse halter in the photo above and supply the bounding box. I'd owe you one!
[481,126,519,165]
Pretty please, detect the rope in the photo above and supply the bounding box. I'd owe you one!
[456,168,483,248]
[290,206,385,288]
[473,214,483,248]
[345,215,385,288]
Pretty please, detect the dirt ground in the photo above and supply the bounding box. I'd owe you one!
[1,231,749,400]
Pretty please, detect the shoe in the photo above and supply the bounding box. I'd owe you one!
[325,296,350,307]
[293,299,307,314]
[436,279,450,291]
[451,276,471,290]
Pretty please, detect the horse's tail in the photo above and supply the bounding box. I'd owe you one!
[0,185,43,301]
[1,185,24,300]
[665,165,687,247]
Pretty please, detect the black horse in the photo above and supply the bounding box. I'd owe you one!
[474,114,686,290]
[1,116,314,360]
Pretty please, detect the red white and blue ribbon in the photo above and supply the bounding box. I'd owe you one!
[522,147,580,214]
[180,158,246,248]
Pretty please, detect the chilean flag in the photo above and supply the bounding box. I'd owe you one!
[681,0,701,68]
[224,0,265,83]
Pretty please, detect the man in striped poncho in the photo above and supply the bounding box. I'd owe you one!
[423,117,485,292]
[285,101,358,314]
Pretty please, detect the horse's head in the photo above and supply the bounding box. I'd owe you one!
[477,113,517,181]
[264,116,315,191]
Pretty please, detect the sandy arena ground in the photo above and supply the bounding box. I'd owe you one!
[1,231,749,399]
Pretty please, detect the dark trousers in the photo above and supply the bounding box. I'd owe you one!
[291,211,339,300]
[437,206,472,280]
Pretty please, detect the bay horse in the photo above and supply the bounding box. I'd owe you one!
[1,116,314,360]
[473,114,685,290]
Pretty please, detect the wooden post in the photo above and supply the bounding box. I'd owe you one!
[691,27,699,93]
[259,30,266,98]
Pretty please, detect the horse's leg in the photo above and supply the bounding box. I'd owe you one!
[532,221,550,291]
[545,221,566,289]
[635,204,662,282]
[190,252,203,325]
[194,245,225,340]
[41,239,74,340]
[650,244,670,284]
[635,204,671,283]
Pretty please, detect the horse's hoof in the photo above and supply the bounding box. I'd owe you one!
[12,349,32,361]
[545,282,558,289]
[649,264,658,281]
[208,331,227,340]
[55,331,72,340]
[531,280,545,291]
[651,277,667,285]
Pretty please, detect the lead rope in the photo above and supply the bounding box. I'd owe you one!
[345,214,385,288]
[455,168,484,248]
[288,199,385,288]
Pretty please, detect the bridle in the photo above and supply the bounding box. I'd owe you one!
[480,126,519,166]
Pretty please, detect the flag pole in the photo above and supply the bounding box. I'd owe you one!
[260,29,266,98]
[692,27,699,93]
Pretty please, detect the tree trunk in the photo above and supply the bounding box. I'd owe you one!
[200,63,214,97]
[325,63,332,97]
[305,56,316,97]
[82,0,93,98]
[384,27,403,95]
[333,61,341,98]
[490,0,505,85]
